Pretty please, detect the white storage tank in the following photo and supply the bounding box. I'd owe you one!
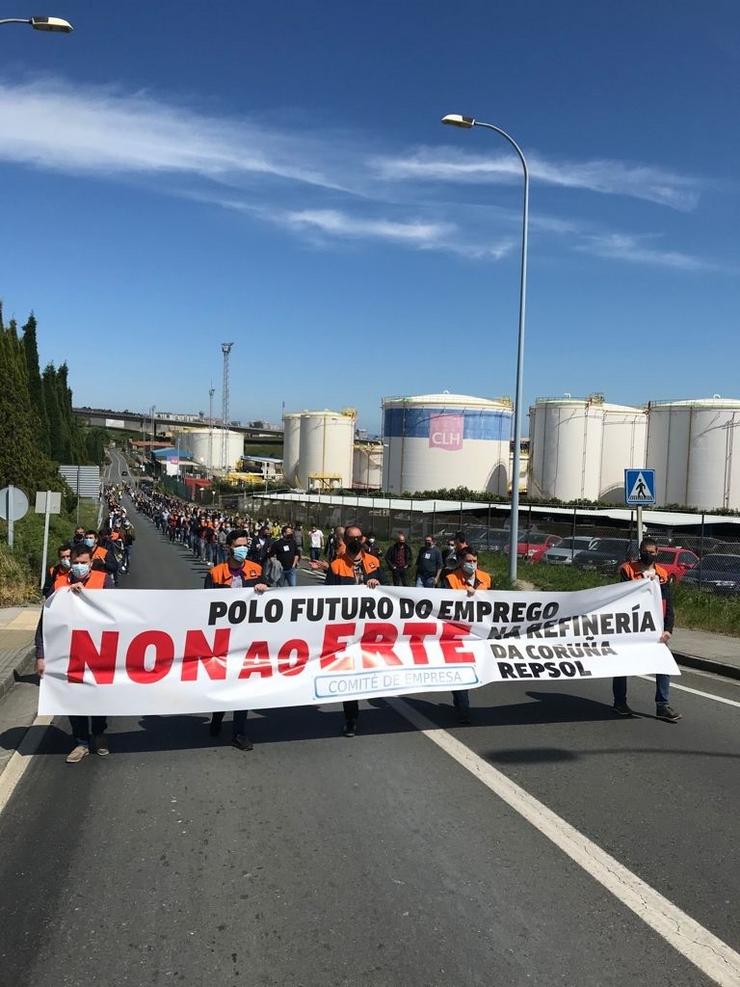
[173,428,244,471]
[353,442,383,490]
[296,410,355,490]
[599,403,647,502]
[528,397,604,501]
[647,398,740,510]
[381,393,512,495]
[281,413,302,488]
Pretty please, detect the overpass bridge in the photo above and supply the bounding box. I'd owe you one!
[73,406,283,443]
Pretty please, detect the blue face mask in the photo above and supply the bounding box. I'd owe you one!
[231,545,248,564]
[83,537,95,549]
[71,562,90,580]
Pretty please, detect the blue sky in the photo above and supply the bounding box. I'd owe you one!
[0,0,738,434]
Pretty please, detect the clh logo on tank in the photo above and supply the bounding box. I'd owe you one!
[429,413,464,451]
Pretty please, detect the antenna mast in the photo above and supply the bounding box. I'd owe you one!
[221,343,234,470]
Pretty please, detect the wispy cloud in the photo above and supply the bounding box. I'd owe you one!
[576,233,714,271]
[246,205,514,259]
[0,77,716,269]
[374,148,703,211]
[0,77,348,192]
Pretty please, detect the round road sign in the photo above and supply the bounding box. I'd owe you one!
[0,486,30,522]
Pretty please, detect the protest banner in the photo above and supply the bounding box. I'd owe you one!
[39,580,679,716]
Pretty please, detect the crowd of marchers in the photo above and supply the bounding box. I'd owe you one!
[34,480,682,764]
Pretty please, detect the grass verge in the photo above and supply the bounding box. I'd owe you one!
[476,552,740,637]
[0,500,99,607]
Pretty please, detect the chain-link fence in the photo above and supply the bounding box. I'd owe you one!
[237,492,740,599]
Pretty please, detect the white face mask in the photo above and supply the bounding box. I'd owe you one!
[60,557,72,570]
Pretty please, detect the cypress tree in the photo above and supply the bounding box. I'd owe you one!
[0,321,38,486]
[42,362,65,461]
[22,312,50,455]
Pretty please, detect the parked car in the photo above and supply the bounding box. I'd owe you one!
[469,529,510,553]
[573,538,638,574]
[654,547,699,583]
[505,532,562,563]
[682,554,740,595]
[543,536,595,565]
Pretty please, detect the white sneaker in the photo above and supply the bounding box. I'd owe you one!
[66,744,90,764]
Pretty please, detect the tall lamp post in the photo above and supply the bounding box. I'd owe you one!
[0,15,73,31]
[441,114,529,584]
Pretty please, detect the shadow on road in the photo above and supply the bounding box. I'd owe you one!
[401,690,618,728]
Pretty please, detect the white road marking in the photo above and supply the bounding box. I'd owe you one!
[638,675,740,709]
[388,697,740,987]
[0,716,53,816]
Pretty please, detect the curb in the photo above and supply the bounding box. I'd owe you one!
[0,646,36,703]
[674,651,740,682]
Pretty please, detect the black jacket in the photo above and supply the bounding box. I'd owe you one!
[385,542,412,571]
[248,535,272,564]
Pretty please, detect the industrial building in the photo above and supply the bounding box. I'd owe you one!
[646,398,740,511]
[171,427,244,472]
[381,393,513,495]
[281,409,356,490]
[353,442,384,490]
[528,395,647,503]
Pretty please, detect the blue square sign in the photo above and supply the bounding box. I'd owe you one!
[624,468,656,506]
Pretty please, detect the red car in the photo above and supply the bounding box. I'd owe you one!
[655,546,700,583]
[505,533,562,563]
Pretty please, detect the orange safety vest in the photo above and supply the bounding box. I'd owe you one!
[52,569,108,591]
[327,551,381,584]
[92,545,108,561]
[619,560,669,585]
[444,568,492,591]
[208,560,263,586]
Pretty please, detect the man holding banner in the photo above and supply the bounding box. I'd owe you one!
[324,522,387,737]
[204,528,269,750]
[443,548,492,724]
[35,542,114,763]
[612,537,681,722]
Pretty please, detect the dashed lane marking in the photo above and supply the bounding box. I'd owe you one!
[388,696,740,987]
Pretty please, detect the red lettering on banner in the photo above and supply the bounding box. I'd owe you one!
[181,629,230,681]
[239,640,272,679]
[360,623,402,668]
[402,622,437,664]
[440,622,474,664]
[277,639,309,677]
[320,623,356,671]
[67,630,119,684]
[126,631,175,684]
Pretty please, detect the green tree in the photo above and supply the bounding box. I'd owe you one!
[0,318,41,486]
[21,312,50,455]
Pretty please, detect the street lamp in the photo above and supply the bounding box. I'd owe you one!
[441,112,529,584]
[0,15,73,31]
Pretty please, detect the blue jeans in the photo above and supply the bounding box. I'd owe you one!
[613,674,670,706]
[281,567,297,587]
[310,547,321,562]
[452,690,470,712]
[416,575,436,588]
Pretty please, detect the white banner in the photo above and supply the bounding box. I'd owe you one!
[39,581,679,716]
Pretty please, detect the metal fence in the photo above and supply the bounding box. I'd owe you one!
[237,492,740,595]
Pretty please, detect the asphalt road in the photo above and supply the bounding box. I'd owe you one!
[0,452,738,986]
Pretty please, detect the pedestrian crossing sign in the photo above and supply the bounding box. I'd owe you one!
[624,468,656,506]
